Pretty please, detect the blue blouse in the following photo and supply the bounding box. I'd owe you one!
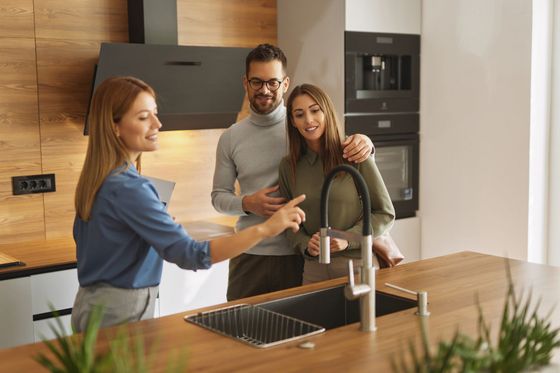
[74,164,211,289]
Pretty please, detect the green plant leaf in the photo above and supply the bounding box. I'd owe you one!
[35,302,189,373]
[82,304,104,371]
[392,260,560,373]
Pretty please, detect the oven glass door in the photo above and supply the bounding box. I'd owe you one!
[373,134,419,218]
[377,145,413,200]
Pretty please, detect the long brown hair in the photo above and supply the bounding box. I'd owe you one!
[75,76,156,221]
[286,84,346,182]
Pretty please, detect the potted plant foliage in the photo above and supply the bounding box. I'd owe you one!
[34,305,186,373]
[392,265,560,372]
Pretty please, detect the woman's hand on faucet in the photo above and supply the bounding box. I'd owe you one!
[307,233,320,256]
[307,232,348,257]
[330,238,349,252]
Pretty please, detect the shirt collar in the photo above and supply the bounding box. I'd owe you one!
[112,162,137,176]
[303,148,320,165]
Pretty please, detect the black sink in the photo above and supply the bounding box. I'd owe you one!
[258,285,417,330]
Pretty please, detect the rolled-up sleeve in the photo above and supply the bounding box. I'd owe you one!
[113,179,212,270]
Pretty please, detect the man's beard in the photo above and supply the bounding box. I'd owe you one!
[250,93,281,115]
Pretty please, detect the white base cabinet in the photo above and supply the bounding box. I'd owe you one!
[0,269,79,349]
[0,277,34,348]
[33,314,72,342]
[158,260,228,317]
[31,269,79,315]
[390,216,421,262]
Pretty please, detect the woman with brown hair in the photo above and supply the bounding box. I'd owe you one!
[72,76,305,331]
[279,83,394,284]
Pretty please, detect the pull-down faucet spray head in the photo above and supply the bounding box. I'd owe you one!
[319,164,372,265]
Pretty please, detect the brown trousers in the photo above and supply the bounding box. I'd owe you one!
[226,253,304,301]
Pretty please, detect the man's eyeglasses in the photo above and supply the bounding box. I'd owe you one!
[247,77,286,91]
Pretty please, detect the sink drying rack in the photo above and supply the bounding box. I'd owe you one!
[185,303,325,348]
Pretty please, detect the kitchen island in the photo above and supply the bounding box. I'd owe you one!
[0,251,559,371]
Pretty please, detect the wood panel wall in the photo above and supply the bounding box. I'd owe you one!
[0,0,276,244]
[178,0,277,47]
[0,1,44,242]
[36,0,129,239]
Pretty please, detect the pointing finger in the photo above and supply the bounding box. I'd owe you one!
[286,194,306,207]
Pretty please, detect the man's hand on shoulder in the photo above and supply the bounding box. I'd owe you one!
[342,134,374,163]
[242,185,287,217]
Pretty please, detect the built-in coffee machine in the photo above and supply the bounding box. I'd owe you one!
[345,31,420,219]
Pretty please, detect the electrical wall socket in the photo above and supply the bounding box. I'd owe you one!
[12,174,56,195]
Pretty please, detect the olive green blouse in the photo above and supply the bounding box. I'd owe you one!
[278,150,395,260]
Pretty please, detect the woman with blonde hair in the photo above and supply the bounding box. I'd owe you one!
[72,76,305,331]
[279,83,394,284]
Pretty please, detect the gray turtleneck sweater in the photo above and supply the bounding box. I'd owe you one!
[211,103,295,256]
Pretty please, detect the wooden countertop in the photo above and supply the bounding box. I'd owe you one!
[0,216,236,280]
[1,251,559,371]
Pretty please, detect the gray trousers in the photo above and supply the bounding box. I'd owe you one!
[71,283,158,333]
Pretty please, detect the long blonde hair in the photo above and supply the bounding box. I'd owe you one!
[286,84,346,181]
[75,76,156,221]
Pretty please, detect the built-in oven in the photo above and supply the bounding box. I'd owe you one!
[345,31,420,114]
[346,113,419,219]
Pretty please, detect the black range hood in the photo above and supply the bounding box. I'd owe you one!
[127,0,178,45]
[84,0,249,133]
